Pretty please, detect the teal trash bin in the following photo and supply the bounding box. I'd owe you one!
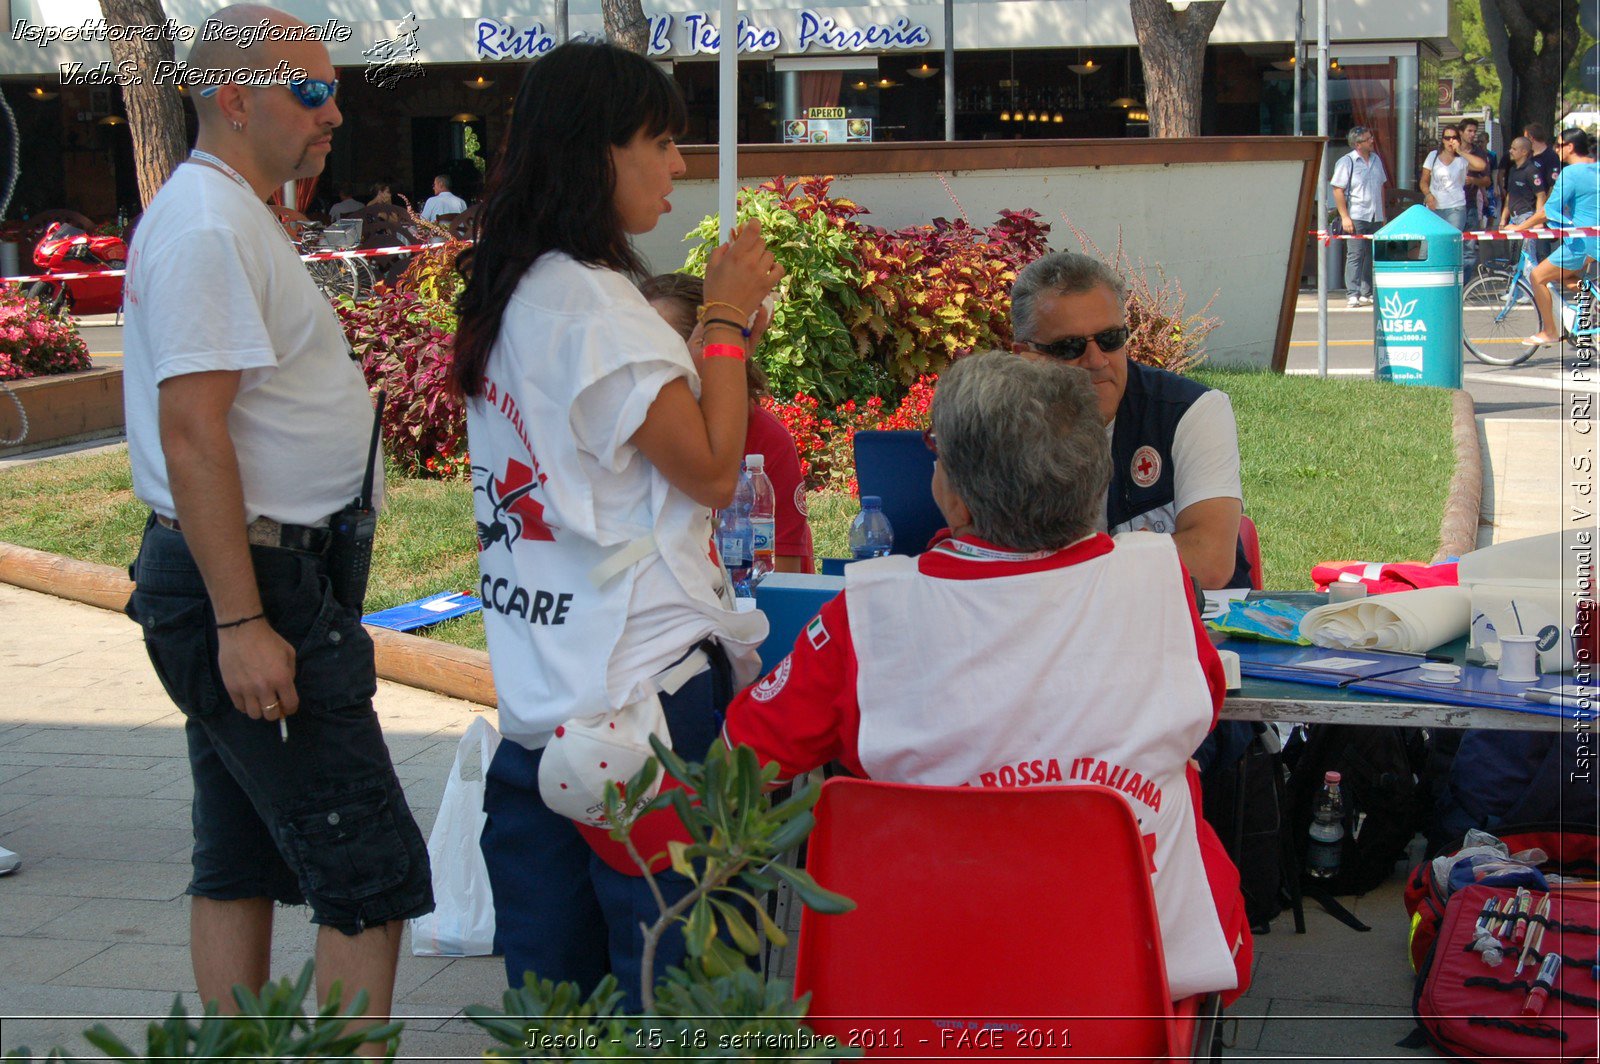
[1371,205,1463,388]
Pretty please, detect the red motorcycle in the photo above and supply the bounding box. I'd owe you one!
[25,223,127,316]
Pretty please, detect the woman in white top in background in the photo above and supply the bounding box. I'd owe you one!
[1421,124,1488,272]
[450,40,782,1009]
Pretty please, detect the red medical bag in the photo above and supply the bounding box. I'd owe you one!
[1412,882,1598,1063]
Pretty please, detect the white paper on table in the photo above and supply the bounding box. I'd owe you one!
[1299,585,1471,654]
[1201,587,1251,621]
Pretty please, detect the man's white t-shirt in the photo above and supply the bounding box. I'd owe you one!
[421,191,467,221]
[1099,390,1242,536]
[122,162,380,526]
[1423,151,1469,210]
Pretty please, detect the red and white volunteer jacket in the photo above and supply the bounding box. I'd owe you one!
[725,530,1253,1001]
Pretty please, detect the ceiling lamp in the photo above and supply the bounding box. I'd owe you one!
[28,85,58,102]
[907,61,939,79]
[851,78,870,91]
[1068,59,1099,76]
[450,112,479,123]
[1000,110,1011,122]
[1271,56,1297,71]
[463,75,494,90]
[97,115,125,126]
[1053,112,1064,123]
[1111,96,1139,108]
[1026,110,1038,122]
[876,78,896,89]
[1128,109,1150,123]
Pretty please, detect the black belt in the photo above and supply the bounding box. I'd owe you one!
[154,513,331,554]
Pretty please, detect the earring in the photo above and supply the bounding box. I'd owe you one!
[230,120,243,132]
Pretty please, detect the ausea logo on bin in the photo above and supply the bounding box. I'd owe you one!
[1379,292,1426,333]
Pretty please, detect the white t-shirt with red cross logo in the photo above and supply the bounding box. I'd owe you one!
[725,531,1249,999]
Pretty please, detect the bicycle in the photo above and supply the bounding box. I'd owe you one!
[1463,233,1600,365]
[297,223,364,303]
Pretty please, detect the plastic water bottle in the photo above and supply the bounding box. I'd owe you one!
[718,464,754,599]
[848,496,895,560]
[1304,770,1346,880]
[746,453,776,584]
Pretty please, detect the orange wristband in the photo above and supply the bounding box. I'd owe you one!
[702,342,746,361]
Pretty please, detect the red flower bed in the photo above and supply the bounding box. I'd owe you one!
[763,375,937,494]
[0,284,93,381]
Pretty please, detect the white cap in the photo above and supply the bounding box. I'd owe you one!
[744,453,765,470]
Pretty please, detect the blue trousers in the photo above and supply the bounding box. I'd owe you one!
[480,650,729,1012]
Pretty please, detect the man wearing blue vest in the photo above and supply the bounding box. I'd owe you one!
[1011,252,1249,591]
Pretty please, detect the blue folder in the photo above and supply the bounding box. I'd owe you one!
[1224,639,1597,720]
[363,591,482,632]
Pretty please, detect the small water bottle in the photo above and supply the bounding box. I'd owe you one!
[746,453,776,584]
[1304,770,1346,880]
[848,496,895,560]
[717,464,754,598]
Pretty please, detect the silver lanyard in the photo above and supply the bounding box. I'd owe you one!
[189,150,256,196]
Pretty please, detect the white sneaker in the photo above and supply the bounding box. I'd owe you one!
[1346,296,1362,308]
[1357,295,1374,307]
[0,845,18,876]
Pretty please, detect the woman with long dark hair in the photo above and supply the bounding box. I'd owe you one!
[453,40,782,1006]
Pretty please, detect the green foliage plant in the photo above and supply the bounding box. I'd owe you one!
[466,738,857,1058]
[682,176,882,404]
[4,961,402,1063]
[846,207,1050,386]
[337,289,467,479]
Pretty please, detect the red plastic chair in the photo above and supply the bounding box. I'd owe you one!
[795,779,1216,1059]
[1239,514,1263,591]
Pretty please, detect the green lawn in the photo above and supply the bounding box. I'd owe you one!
[0,371,1454,648]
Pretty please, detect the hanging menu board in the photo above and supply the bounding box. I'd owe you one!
[783,107,872,144]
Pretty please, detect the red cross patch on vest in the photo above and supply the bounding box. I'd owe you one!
[1131,445,1161,488]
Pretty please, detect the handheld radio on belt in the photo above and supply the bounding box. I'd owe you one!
[326,389,385,612]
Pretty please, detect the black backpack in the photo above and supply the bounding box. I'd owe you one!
[1200,725,1287,931]
[1283,723,1431,897]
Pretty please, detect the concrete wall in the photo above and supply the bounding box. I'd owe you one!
[635,154,1309,370]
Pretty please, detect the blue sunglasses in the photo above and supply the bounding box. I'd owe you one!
[199,77,338,109]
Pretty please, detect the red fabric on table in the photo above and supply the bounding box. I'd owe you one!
[1312,559,1459,595]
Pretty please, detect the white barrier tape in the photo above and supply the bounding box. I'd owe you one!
[1313,225,1600,243]
[1,238,470,286]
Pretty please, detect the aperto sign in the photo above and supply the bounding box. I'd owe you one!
[473,10,933,60]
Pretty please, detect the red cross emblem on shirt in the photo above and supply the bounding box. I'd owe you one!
[1131,445,1162,488]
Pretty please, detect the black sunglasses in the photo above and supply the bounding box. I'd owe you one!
[1024,326,1131,362]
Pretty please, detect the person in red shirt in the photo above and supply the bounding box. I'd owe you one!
[724,352,1251,1002]
[642,273,814,572]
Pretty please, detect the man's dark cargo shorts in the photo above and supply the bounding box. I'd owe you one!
[126,517,434,935]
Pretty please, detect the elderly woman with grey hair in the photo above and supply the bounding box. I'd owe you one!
[724,351,1252,1001]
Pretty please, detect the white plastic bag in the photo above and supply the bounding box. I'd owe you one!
[410,716,501,957]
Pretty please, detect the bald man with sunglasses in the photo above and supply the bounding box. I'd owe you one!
[1011,252,1248,592]
[120,4,430,1043]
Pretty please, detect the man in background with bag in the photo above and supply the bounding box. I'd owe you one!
[119,3,432,1040]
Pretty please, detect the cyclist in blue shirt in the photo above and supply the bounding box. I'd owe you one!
[1511,128,1599,346]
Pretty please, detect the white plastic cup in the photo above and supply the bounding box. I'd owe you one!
[1496,634,1541,684]
[1328,582,1368,604]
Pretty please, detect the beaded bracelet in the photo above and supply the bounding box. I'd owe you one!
[216,611,266,630]
[701,316,752,339]
[703,342,746,361]
[697,300,747,323]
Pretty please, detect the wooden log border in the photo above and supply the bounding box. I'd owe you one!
[0,541,497,708]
